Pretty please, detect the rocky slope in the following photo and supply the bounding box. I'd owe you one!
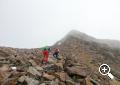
[53,30,120,85]
[0,30,120,85]
[0,46,94,85]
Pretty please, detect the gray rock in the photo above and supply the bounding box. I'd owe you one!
[35,66,43,71]
[18,76,39,85]
[27,67,42,76]
[25,77,39,85]
[66,66,88,78]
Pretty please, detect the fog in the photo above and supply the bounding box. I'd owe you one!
[0,0,120,48]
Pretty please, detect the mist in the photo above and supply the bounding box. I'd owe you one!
[0,0,120,48]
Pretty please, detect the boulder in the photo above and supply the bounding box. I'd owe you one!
[40,83,46,85]
[18,76,26,83]
[25,76,39,85]
[0,65,9,72]
[76,79,86,85]
[48,57,55,63]
[43,73,55,80]
[54,63,63,71]
[29,60,37,66]
[66,66,88,78]
[58,81,66,85]
[35,66,43,71]
[27,67,42,76]
[85,78,93,85]
[43,64,57,73]
[65,80,75,85]
[0,71,4,84]
[2,78,18,85]
[43,63,63,73]
[33,57,41,65]
[18,76,39,85]
[54,72,70,82]
[8,71,26,78]
[53,78,59,85]
[44,81,55,85]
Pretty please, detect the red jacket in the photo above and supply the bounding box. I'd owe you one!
[42,50,49,63]
[43,50,49,57]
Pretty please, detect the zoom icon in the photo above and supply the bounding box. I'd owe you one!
[99,64,114,79]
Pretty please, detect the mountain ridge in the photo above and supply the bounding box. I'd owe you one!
[61,30,120,49]
[53,30,120,85]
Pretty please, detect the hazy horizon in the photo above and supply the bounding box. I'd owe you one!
[1,0,120,48]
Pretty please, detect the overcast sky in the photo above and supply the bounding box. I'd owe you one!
[0,0,120,48]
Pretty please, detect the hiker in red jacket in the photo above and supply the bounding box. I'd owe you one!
[42,48,49,64]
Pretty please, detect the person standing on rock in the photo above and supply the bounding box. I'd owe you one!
[48,47,51,54]
[53,48,60,60]
[42,48,49,64]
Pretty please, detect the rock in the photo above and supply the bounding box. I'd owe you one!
[54,72,70,82]
[66,66,88,78]
[53,78,59,85]
[90,78,100,85]
[8,71,25,78]
[44,81,55,85]
[16,67,25,72]
[27,67,42,76]
[76,79,86,85]
[65,80,75,85]
[33,57,41,65]
[43,63,63,73]
[0,71,4,84]
[2,78,18,85]
[0,57,6,60]
[18,76,39,85]
[85,78,93,85]
[54,63,63,71]
[48,57,55,64]
[43,79,59,85]
[0,60,10,64]
[43,64,57,73]
[25,76,39,85]
[29,59,37,66]
[58,81,66,85]
[54,72,75,85]
[43,73,55,80]
[0,65,9,72]
[18,76,26,83]
[40,83,46,85]
[35,66,43,71]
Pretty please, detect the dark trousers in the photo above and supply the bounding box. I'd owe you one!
[53,53,59,59]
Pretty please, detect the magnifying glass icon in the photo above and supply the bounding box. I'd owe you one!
[99,64,114,79]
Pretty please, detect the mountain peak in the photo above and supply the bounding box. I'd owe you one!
[68,29,84,35]
[66,30,96,42]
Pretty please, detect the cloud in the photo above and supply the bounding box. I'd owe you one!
[0,0,120,48]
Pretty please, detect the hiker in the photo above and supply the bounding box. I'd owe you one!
[42,48,49,64]
[53,48,60,60]
[48,47,51,53]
